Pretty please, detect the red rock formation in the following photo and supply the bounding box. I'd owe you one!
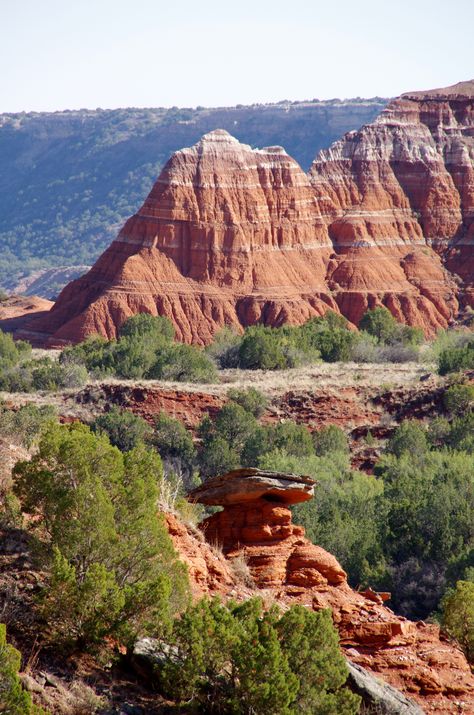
[22,81,474,345]
[27,130,336,346]
[309,80,474,332]
[164,512,236,599]
[177,468,474,713]
[0,295,54,336]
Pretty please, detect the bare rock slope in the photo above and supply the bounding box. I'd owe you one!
[25,80,474,345]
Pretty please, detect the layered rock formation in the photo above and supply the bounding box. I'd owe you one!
[181,468,474,713]
[27,130,336,345]
[309,80,474,327]
[24,80,474,345]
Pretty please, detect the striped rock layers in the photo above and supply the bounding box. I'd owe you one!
[27,81,474,345]
[29,130,336,345]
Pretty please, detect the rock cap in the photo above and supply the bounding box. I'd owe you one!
[188,467,315,506]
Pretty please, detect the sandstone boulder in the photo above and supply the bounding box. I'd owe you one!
[188,467,315,505]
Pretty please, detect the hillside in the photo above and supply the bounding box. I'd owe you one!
[0,98,387,294]
[25,81,473,346]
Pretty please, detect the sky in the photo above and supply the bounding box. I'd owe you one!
[1,0,473,112]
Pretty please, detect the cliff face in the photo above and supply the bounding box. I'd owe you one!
[0,98,386,292]
[24,81,474,345]
[166,469,474,714]
[309,80,474,326]
[28,130,338,345]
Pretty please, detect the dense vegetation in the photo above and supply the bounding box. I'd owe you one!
[160,598,359,714]
[0,308,426,395]
[0,624,45,714]
[0,328,87,392]
[13,423,189,650]
[208,308,424,369]
[1,412,358,712]
[61,313,217,383]
[2,308,474,708]
[0,100,386,292]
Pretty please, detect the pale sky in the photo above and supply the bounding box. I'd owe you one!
[1,0,473,112]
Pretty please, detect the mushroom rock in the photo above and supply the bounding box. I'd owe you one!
[186,468,474,712]
[26,130,336,346]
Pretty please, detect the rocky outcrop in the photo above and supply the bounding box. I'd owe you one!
[189,467,315,505]
[0,295,53,335]
[22,81,474,345]
[26,130,336,346]
[309,79,474,330]
[347,661,425,714]
[179,468,474,713]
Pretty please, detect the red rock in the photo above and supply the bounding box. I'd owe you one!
[26,131,335,346]
[171,467,474,713]
[310,80,474,335]
[0,295,54,337]
[20,81,474,345]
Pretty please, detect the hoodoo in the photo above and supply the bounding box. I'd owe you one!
[23,80,474,345]
[186,468,474,713]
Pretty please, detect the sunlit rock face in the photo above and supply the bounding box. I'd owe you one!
[309,80,474,331]
[24,81,474,345]
[28,130,336,346]
[179,467,474,713]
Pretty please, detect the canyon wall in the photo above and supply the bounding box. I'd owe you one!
[24,80,474,345]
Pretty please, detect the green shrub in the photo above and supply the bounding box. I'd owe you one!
[198,435,240,479]
[152,412,195,465]
[205,326,241,368]
[92,407,152,452]
[271,421,314,457]
[151,412,196,485]
[13,423,189,649]
[227,387,269,418]
[313,425,349,456]
[443,383,474,416]
[238,326,289,370]
[385,420,428,459]
[119,313,175,342]
[213,403,259,452]
[359,307,398,344]
[447,413,474,453]
[298,313,356,362]
[0,403,56,448]
[160,598,359,714]
[374,449,474,618]
[438,340,474,375]
[260,450,384,587]
[61,335,115,376]
[277,606,360,714]
[112,336,158,379]
[441,580,474,663]
[359,307,422,347]
[0,623,47,714]
[61,319,217,383]
[156,343,218,383]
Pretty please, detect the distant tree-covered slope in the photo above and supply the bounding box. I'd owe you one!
[0,98,387,293]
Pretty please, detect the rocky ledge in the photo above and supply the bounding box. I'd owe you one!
[189,467,315,505]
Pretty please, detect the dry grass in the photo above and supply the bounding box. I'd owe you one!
[94,360,437,397]
[0,360,441,428]
[228,552,255,589]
